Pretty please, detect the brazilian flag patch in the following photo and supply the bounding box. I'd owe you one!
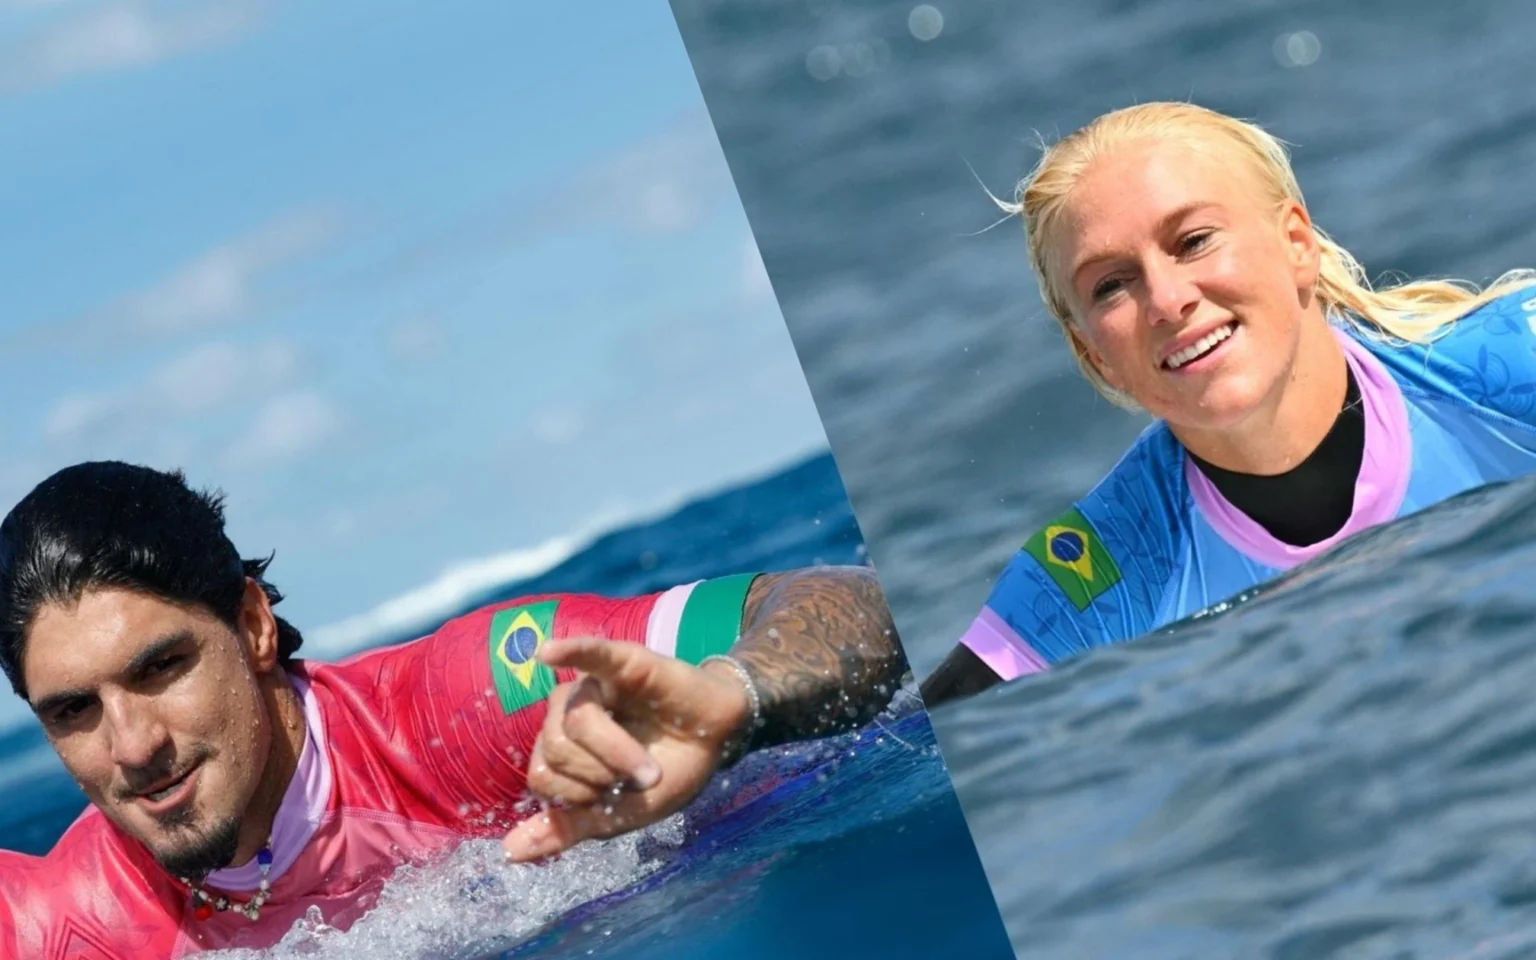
[488,600,560,714]
[1023,508,1122,612]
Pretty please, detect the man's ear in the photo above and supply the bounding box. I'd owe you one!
[238,579,281,674]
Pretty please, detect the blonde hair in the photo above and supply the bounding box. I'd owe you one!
[997,102,1536,409]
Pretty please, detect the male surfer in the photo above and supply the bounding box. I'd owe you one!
[0,461,907,958]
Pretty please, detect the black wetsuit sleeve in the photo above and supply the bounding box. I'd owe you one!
[919,644,1004,708]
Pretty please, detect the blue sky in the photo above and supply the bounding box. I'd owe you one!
[0,0,829,686]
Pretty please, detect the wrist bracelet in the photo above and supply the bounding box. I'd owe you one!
[700,654,761,768]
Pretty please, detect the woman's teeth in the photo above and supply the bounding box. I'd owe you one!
[1166,322,1235,370]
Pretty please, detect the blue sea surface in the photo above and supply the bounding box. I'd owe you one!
[0,453,1015,959]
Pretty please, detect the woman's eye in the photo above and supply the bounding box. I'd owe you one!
[1180,230,1213,254]
[1091,277,1123,300]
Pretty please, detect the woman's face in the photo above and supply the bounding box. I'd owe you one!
[1052,138,1323,435]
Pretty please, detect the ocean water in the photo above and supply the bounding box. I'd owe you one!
[942,477,1536,958]
[0,452,1015,959]
[669,0,1536,956]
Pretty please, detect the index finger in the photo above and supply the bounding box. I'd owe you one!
[538,636,661,690]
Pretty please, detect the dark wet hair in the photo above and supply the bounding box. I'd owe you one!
[0,461,304,701]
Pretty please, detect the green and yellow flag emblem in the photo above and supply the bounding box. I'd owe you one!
[488,600,560,714]
[1023,508,1121,611]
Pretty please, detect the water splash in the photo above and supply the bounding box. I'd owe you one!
[205,817,687,960]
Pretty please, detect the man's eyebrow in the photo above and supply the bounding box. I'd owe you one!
[123,630,196,678]
[30,630,195,717]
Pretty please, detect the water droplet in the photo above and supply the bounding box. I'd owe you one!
[806,44,841,81]
[909,4,944,41]
[1273,30,1321,67]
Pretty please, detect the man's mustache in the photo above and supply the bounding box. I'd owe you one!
[114,745,212,801]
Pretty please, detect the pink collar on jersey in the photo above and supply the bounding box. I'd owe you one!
[1184,325,1413,571]
[201,672,333,893]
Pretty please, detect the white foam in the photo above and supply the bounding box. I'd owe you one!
[204,815,687,960]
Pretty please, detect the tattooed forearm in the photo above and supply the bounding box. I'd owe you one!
[728,566,910,750]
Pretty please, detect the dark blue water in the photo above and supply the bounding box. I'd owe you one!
[940,478,1536,959]
[669,0,1536,956]
[0,452,1014,959]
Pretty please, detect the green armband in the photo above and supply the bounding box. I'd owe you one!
[673,572,759,665]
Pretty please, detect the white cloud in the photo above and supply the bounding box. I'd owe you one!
[225,389,342,467]
[0,0,271,96]
[350,110,735,292]
[530,407,587,446]
[323,507,359,541]
[633,180,697,234]
[386,316,444,362]
[105,209,339,337]
[42,338,300,445]
[742,236,773,302]
[42,391,116,441]
[571,110,734,237]
[149,340,298,415]
[1,207,340,358]
[408,109,735,259]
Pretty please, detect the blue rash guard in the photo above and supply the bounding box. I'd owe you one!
[961,285,1536,680]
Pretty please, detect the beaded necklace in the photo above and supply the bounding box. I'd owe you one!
[182,842,274,921]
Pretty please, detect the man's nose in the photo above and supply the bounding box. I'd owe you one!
[103,692,171,773]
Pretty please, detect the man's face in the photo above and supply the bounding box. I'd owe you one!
[22,587,275,877]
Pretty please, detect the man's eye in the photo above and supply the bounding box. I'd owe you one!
[54,700,91,724]
[147,656,180,675]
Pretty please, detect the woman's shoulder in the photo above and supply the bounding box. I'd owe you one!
[980,421,1195,663]
[1437,283,1536,347]
[1019,419,1192,582]
[1355,283,1536,416]
[1078,419,1191,521]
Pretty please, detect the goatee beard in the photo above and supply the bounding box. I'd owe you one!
[153,814,243,879]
